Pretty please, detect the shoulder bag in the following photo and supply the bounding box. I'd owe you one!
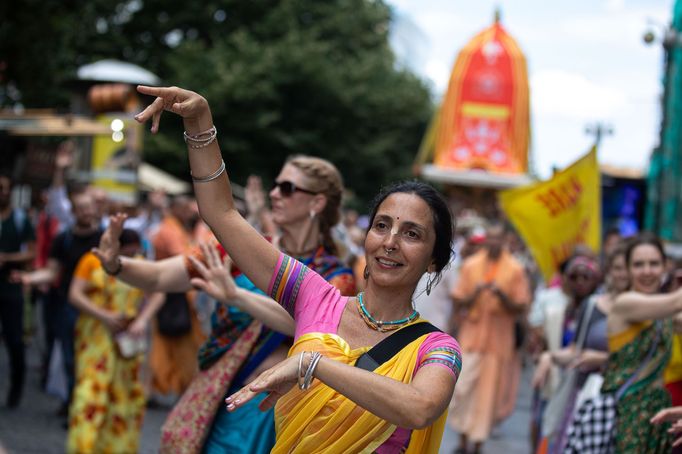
[541,297,596,438]
[355,322,440,371]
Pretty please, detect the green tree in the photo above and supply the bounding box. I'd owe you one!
[2,0,432,206]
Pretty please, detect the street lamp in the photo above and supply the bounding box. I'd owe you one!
[585,122,614,148]
[643,20,682,49]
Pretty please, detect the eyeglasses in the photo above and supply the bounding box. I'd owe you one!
[271,181,318,197]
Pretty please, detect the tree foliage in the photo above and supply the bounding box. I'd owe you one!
[1,0,432,206]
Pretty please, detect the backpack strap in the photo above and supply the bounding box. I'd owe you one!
[355,322,441,372]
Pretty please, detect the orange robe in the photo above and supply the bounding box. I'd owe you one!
[150,216,205,396]
[448,249,530,442]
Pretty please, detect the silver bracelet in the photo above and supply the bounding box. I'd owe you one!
[301,351,322,391]
[191,160,226,183]
[297,351,307,390]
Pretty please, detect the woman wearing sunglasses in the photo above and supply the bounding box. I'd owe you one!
[131,85,462,453]
[94,156,355,452]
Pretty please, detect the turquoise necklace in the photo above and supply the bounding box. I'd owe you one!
[356,292,419,332]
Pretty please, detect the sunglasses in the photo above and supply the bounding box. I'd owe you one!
[272,181,318,197]
[568,273,593,282]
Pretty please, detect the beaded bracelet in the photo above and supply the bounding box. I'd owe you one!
[188,136,217,149]
[184,126,217,142]
[191,160,226,183]
[184,126,218,149]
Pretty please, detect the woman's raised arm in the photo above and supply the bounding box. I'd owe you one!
[612,288,682,323]
[134,85,279,293]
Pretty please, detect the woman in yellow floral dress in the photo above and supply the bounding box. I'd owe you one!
[66,229,164,454]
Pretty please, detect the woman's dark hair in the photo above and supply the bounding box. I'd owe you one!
[624,232,666,267]
[366,181,454,276]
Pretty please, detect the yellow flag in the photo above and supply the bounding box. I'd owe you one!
[499,147,601,281]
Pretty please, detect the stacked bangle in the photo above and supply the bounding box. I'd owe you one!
[184,126,217,149]
[297,351,307,390]
[191,160,226,183]
[298,351,322,391]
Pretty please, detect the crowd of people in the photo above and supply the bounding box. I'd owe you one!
[3,83,682,454]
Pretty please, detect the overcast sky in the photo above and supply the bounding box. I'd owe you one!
[388,0,673,178]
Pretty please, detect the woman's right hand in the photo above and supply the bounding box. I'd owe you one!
[245,175,267,217]
[92,213,127,273]
[225,352,303,412]
[99,310,128,334]
[532,351,552,389]
[188,243,239,304]
[134,85,210,134]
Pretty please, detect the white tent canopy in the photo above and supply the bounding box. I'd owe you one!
[77,60,161,86]
[138,162,190,195]
[137,163,245,198]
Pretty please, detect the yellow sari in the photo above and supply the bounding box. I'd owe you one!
[273,327,447,453]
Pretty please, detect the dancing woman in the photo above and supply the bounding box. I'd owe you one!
[134,85,462,452]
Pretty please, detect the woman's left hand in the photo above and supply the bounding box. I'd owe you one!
[189,243,239,304]
[225,352,304,412]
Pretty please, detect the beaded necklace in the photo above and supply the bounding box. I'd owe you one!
[356,292,419,332]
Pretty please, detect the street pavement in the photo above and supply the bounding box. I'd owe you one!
[440,366,533,453]
[0,335,167,454]
[1,334,532,454]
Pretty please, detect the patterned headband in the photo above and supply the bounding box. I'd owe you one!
[566,255,599,275]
